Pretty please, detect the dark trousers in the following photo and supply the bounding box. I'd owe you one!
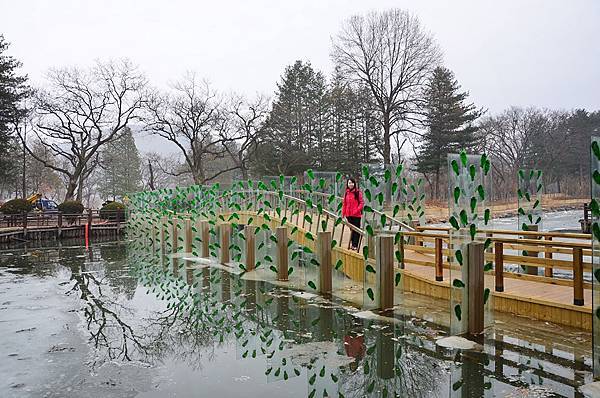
[347,216,361,248]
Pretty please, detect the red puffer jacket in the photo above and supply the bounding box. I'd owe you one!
[342,188,364,218]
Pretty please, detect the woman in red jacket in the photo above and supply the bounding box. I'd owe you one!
[342,178,364,251]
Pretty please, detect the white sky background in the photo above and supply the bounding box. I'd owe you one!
[1,0,599,155]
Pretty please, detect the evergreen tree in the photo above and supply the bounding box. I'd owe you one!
[253,60,327,175]
[0,35,29,186]
[416,67,481,198]
[98,127,142,200]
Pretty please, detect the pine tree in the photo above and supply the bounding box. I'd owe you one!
[98,127,142,200]
[416,67,481,198]
[0,35,29,185]
[253,61,327,175]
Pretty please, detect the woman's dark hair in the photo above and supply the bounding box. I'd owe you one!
[346,178,359,201]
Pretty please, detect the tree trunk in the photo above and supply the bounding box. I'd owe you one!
[65,178,77,201]
[382,113,391,165]
[148,160,155,190]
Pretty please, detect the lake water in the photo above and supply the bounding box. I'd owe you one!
[0,238,592,397]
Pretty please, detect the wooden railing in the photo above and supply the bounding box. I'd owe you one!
[0,210,126,230]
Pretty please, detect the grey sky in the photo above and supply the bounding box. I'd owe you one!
[1,0,599,153]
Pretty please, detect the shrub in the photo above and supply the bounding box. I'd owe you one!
[58,200,84,214]
[0,198,33,214]
[100,201,126,221]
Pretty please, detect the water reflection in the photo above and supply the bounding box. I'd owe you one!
[0,241,592,397]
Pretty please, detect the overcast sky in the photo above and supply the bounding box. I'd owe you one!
[1,0,599,153]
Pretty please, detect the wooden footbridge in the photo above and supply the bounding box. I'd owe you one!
[148,188,594,332]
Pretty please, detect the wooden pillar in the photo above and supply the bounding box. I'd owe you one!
[318,231,332,295]
[495,242,504,292]
[184,218,192,254]
[435,237,443,281]
[220,223,231,265]
[200,221,209,258]
[276,226,288,281]
[244,225,256,271]
[367,233,375,259]
[524,224,539,275]
[377,234,394,311]
[467,241,485,335]
[171,217,178,254]
[573,247,584,306]
[544,236,553,277]
[160,216,167,257]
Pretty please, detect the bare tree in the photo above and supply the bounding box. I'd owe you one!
[220,94,269,179]
[143,74,238,184]
[331,9,441,164]
[21,60,147,201]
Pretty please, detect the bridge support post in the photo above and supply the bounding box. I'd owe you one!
[160,216,167,257]
[184,218,192,254]
[244,225,256,271]
[200,221,209,258]
[276,226,288,281]
[524,224,539,275]
[435,237,443,281]
[376,234,394,311]
[544,236,553,277]
[318,231,332,295]
[466,241,485,335]
[171,217,178,254]
[397,232,405,269]
[220,223,231,265]
[495,242,504,292]
[573,247,584,306]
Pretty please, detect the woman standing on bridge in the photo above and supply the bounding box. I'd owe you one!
[342,178,364,251]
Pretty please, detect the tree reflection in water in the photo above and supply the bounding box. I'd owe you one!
[6,241,587,397]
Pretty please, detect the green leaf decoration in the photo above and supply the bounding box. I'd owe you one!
[396,163,403,177]
[395,272,401,286]
[366,264,376,273]
[594,171,600,185]
[362,246,369,260]
[384,169,391,182]
[366,225,374,236]
[269,265,278,274]
[395,250,402,262]
[455,250,463,266]
[307,280,316,290]
[484,261,493,272]
[477,185,485,201]
[452,279,465,288]
[518,169,525,180]
[306,169,314,180]
[364,189,372,202]
[459,210,468,226]
[449,216,460,230]
[522,223,529,231]
[470,197,477,213]
[451,159,460,176]
[454,304,462,321]
[335,172,342,182]
[380,214,387,228]
[393,204,400,217]
[469,164,476,181]
[335,259,343,270]
[453,187,461,204]
[591,199,600,217]
[288,267,294,276]
[484,238,492,250]
[483,288,491,304]
[484,209,491,225]
[469,224,477,241]
[369,176,379,187]
[366,288,375,301]
[460,151,468,167]
[592,222,600,242]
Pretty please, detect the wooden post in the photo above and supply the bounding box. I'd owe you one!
[409,220,420,246]
[377,234,394,311]
[276,226,288,281]
[244,225,256,271]
[318,231,332,295]
[200,221,209,258]
[467,241,485,335]
[495,242,504,292]
[435,237,443,281]
[220,223,230,265]
[171,217,178,254]
[524,224,539,275]
[544,236,553,277]
[184,218,192,254]
[573,247,584,306]
[367,233,375,259]
[160,216,167,257]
